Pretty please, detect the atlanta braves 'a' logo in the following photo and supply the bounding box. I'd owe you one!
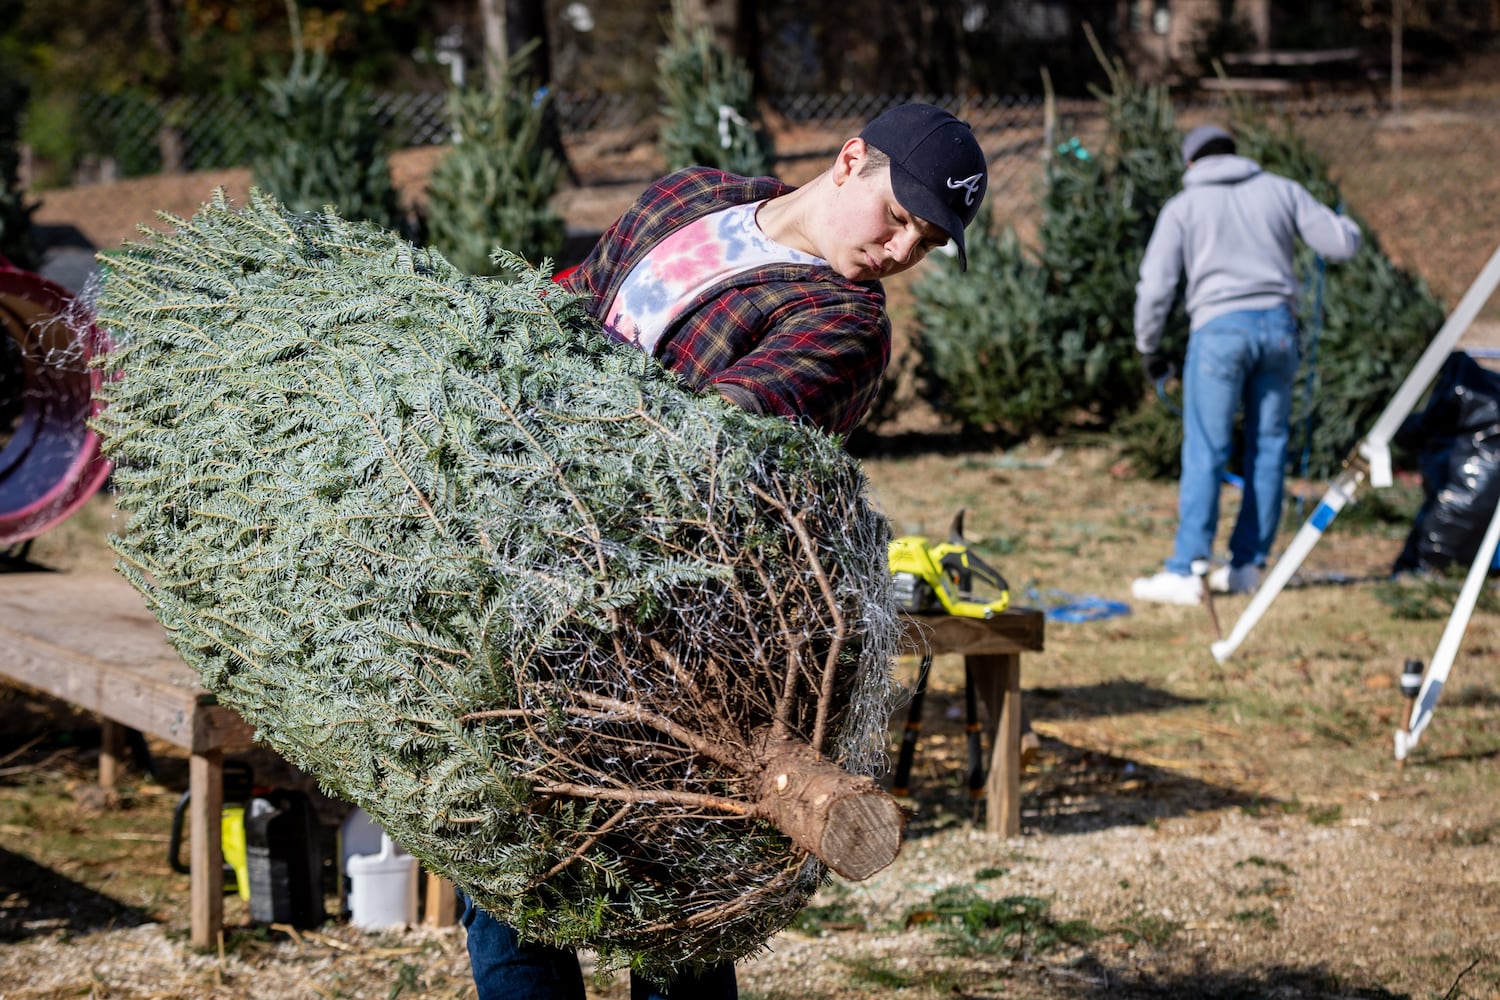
[946,173,984,206]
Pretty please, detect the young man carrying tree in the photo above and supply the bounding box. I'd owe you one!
[462,101,989,1000]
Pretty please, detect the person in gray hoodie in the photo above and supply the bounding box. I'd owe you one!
[1131,123,1362,607]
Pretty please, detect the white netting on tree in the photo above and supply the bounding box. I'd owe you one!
[89,189,901,977]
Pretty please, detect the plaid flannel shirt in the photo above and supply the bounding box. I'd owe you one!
[558,167,891,438]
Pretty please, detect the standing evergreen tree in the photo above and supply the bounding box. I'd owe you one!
[908,205,1056,439]
[1029,61,1185,427]
[656,0,773,177]
[913,48,1184,440]
[915,40,1442,482]
[250,5,401,234]
[424,45,566,277]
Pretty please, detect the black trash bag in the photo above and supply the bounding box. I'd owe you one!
[1393,351,1500,573]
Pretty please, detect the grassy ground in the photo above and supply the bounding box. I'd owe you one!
[2,441,1497,998]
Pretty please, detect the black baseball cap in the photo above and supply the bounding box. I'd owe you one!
[860,103,988,270]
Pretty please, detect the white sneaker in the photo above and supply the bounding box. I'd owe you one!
[1209,564,1261,594]
[1131,571,1203,606]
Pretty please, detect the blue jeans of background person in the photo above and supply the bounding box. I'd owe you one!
[461,893,738,1000]
[1165,304,1300,577]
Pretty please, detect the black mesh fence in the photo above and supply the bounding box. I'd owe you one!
[29,88,1500,311]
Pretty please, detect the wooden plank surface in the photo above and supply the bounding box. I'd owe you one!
[0,570,256,753]
[1198,77,1296,94]
[1222,47,1359,67]
[900,609,1044,658]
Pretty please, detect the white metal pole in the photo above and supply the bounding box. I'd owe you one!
[1360,243,1500,487]
[1395,494,1500,759]
[1211,466,1363,663]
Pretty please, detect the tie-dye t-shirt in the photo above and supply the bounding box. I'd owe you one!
[602,200,825,355]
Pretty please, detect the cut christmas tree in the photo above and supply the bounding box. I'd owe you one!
[91,190,902,977]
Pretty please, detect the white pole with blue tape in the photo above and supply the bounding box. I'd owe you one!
[1395,493,1500,760]
[1210,465,1363,663]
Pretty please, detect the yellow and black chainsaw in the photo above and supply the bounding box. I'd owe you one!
[889,509,1010,798]
[888,509,1009,619]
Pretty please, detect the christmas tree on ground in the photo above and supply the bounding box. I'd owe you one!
[915,36,1442,482]
[913,46,1185,442]
[92,189,902,978]
[656,0,773,178]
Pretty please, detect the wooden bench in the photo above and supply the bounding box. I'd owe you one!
[0,570,464,942]
[1204,48,1362,100]
[0,570,258,948]
[899,609,1045,836]
[1198,77,1297,96]
[1221,47,1360,70]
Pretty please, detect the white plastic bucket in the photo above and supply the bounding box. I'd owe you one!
[346,832,418,930]
[338,807,386,917]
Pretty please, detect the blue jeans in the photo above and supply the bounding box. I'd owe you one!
[461,894,738,1000]
[1165,304,1299,577]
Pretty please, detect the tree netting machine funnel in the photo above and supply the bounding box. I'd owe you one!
[1209,243,1500,761]
[0,258,112,550]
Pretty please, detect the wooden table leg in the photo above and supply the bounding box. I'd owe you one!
[189,749,224,949]
[424,871,457,926]
[99,718,125,790]
[971,652,1022,837]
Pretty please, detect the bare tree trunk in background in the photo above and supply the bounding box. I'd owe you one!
[892,1,964,94]
[478,0,505,87]
[671,0,764,95]
[146,0,185,173]
[739,0,762,96]
[1392,0,1403,114]
[477,0,577,185]
[505,0,552,80]
[478,0,551,83]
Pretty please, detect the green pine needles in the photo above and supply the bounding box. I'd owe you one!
[656,3,773,177]
[92,189,899,977]
[251,45,402,234]
[914,55,1187,443]
[916,47,1442,484]
[424,53,566,276]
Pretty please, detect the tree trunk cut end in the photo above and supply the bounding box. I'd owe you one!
[755,737,906,880]
[818,792,906,880]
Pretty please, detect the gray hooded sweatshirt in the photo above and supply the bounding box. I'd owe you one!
[1133,154,1362,354]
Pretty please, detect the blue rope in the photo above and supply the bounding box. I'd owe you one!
[1025,587,1131,623]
